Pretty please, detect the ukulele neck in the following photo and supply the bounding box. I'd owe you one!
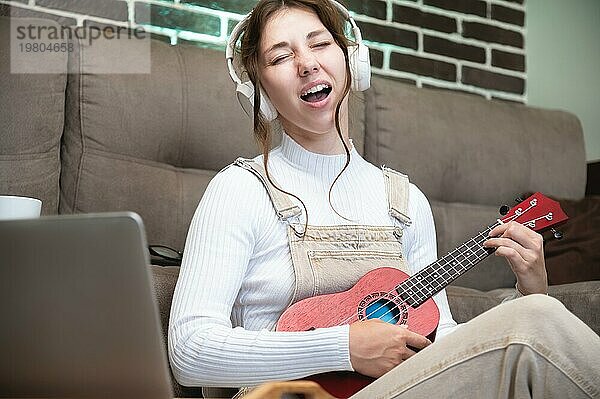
[397,222,499,308]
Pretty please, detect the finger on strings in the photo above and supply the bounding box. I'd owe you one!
[487,223,541,252]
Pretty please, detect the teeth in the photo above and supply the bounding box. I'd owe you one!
[301,84,330,97]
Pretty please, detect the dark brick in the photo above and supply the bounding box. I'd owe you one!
[36,0,129,21]
[135,2,220,36]
[422,83,484,97]
[423,0,486,17]
[491,4,524,26]
[379,75,417,86]
[347,0,386,20]
[390,52,456,81]
[150,32,173,44]
[462,66,524,94]
[369,47,384,69]
[424,35,485,63]
[83,20,150,39]
[357,21,417,50]
[227,19,239,36]
[180,1,255,15]
[2,5,77,25]
[393,4,456,34]
[491,49,525,72]
[463,21,523,48]
[0,0,26,15]
[179,38,225,52]
[1,0,26,11]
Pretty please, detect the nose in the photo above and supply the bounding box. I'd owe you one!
[298,52,319,77]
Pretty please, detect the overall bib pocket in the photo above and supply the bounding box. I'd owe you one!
[307,249,405,296]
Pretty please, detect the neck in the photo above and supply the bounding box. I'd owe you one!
[280,96,350,155]
[284,132,350,155]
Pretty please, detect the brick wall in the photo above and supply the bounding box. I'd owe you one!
[1,0,527,102]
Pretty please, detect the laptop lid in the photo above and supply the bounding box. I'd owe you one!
[0,212,174,398]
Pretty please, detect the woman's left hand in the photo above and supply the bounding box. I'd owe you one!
[484,221,548,295]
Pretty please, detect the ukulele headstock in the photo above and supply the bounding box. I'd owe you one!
[500,192,568,232]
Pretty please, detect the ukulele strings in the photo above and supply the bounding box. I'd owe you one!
[334,209,542,327]
[332,226,498,327]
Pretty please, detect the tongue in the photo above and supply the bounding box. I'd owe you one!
[304,90,328,103]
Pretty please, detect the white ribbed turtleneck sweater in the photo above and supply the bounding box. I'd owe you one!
[168,133,458,387]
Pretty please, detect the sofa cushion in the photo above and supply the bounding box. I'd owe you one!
[0,17,67,214]
[363,77,587,206]
[59,36,255,250]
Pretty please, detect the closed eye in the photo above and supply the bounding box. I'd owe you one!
[312,41,331,48]
[270,54,291,65]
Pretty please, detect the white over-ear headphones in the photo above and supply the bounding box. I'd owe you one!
[225,0,371,122]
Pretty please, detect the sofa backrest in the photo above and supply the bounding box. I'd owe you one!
[0,17,67,215]
[1,17,587,289]
[363,77,587,204]
[59,37,255,251]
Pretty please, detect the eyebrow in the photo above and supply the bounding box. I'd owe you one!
[264,29,328,55]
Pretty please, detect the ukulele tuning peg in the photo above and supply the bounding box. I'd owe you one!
[499,205,510,215]
[551,228,564,240]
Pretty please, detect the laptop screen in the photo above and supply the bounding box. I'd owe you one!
[0,212,174,399]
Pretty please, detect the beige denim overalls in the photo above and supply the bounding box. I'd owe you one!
[203,157,412,399]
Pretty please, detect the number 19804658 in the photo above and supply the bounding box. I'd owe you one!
[19,42,74,53]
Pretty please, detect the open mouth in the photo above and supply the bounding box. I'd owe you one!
[300,83,332,103]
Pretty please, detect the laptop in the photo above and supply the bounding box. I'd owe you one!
[0,212,174,398]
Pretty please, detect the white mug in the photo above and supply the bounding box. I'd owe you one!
[0,195,42,220]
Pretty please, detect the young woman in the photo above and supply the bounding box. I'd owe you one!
[168,1,599,398]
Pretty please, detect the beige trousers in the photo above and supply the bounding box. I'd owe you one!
[353,294,600,399]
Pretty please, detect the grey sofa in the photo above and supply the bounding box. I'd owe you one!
[1,17,598,397]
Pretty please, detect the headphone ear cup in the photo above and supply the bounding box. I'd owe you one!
[235,81,255,119]
[236,81,278,121]
[348,43,371,92]
[258,87,278,122]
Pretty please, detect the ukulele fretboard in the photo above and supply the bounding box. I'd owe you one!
[396,223,500,308]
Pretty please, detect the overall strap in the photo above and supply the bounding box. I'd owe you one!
[233,157,302,222]
[382,166,412,227]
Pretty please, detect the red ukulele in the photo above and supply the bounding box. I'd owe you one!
[276,192,568,398]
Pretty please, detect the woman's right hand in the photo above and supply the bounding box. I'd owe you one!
[349,319,432,378]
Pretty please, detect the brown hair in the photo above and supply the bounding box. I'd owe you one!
[237,0,354,232]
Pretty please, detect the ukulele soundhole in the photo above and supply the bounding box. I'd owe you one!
[357,292,408,325]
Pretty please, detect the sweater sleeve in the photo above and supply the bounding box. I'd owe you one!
[403,184,459,339]
[168,166,351,388]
